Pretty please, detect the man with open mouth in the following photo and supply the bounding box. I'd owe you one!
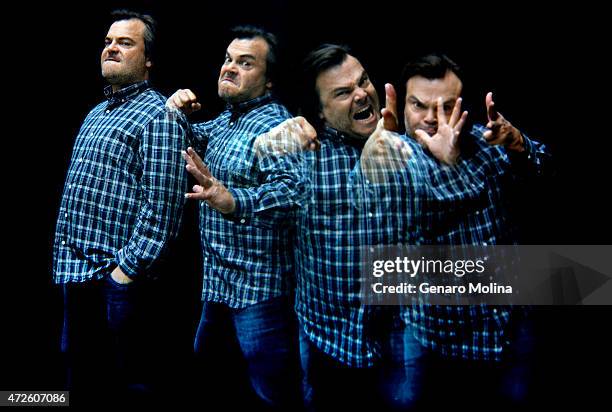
[294,44,417,409]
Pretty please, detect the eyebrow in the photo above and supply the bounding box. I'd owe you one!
[331,70,367,94]
[226,51,257,60]
[407,95,455,106]
[105,36,135,42]
[407,96,423,104]
[332,85,351,94]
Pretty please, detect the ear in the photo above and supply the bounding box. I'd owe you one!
[145,59,153,68]
[265,80,273,90]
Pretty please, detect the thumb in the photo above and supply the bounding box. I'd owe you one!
[486,92,499,121]
[381,108,398,132]
[413,129,431,148]
[367,118,385,145]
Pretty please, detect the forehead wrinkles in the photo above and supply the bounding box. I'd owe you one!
[317,68,365,99]
[227,38,268,61]
[407,76,462,104]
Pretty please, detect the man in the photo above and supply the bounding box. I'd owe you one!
[181,43,408,409]
[296,47,546,409]
[390,53,550,408]
[53,9,188,403]
[167,26,305,408]
[294,44,426,409]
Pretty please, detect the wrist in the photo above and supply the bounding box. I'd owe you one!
[111,266,134,284]
[220,196,236,214]
[506,130,525,152]
[502,123,525,152]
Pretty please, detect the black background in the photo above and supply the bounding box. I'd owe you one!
[4,0,611,408]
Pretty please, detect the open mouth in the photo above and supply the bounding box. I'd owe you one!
[353,105,374,122]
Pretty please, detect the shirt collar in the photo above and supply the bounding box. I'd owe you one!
[104,80,151,106]
[320,126,366,149]
[225,93,275,116]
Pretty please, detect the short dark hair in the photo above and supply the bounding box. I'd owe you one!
[300,44,351,129]
[110,9,157,62]
[230,25,279,87]
[400,53,462,86]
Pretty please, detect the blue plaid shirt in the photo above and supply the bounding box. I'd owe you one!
[53,81,189,283]
[295,127,417,368]
[393,125,550,361]
[190,94,307,308]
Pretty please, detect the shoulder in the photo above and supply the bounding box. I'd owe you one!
[135,88,167,116]
[253,101,292,123]
[131,89,189,129]
[87,101,108,116]
[236,102,291,137]
[400,134,423,152]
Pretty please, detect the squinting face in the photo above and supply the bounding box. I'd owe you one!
[404,70,463,137]
[218,37,271,103]
[316,55,380,140]
[101,19,151,91]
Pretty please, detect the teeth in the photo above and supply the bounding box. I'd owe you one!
[354,105,372,120]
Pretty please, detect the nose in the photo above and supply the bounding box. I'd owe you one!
[424,107,437,124]
[105,40,119,54]
[221,60,238,76]
[353,87,368,103]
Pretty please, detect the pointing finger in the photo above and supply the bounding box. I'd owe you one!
[486,92,498,121]
[449,97,462,127]
[382,83,399,132]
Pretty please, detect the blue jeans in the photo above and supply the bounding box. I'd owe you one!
[391,316,535,409]
[299,329,385,411]
[60,275,153,404]
[379,322,426,410]
[194,296,303,409]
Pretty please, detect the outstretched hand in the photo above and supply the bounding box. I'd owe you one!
[182,147,236,214]
[360,83,412,183]
[483,92,524,151]
[413,96,467,165]
[253,116,319,158]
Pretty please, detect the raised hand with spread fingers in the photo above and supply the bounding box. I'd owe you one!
[361,83,412,182]
[412,96,467,165]
[182,147,236,214]
[483,92,524,152]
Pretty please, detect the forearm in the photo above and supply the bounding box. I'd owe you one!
[470,124,552,177]
[116,115,189,277]
[502,133,553,180]
[226,154,309,227]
